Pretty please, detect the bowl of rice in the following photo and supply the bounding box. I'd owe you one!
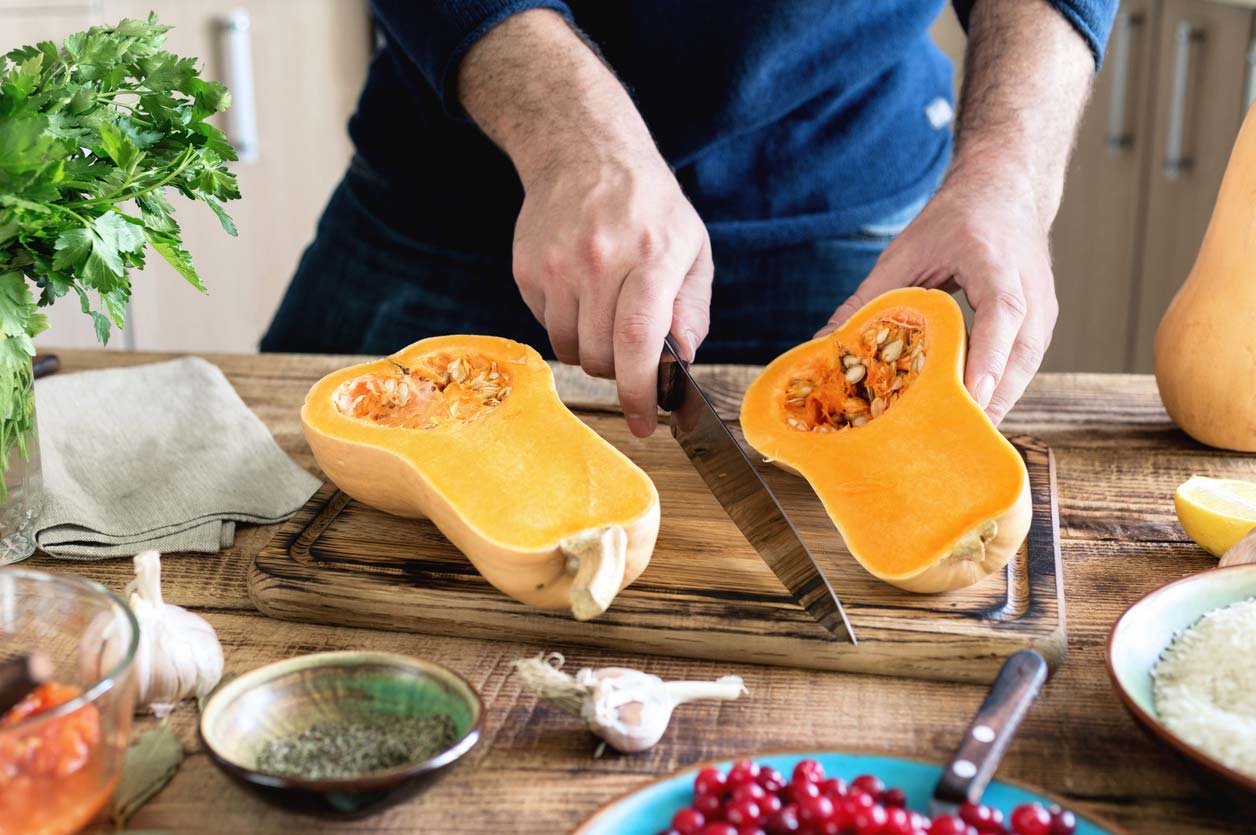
[1106,562,1256,797]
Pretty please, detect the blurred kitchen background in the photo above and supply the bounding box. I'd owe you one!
[6,1,1253,372]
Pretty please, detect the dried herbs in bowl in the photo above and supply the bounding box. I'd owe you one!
[198,651,483,816]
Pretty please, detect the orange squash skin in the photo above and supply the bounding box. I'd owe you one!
[1155,103,1256,451]
[301,335,660,615]
[740,288,1031,593]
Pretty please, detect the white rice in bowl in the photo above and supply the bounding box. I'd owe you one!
[1152,597,1256,779]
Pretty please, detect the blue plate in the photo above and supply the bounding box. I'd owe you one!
[575,751,1120,834]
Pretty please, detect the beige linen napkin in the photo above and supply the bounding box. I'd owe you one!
[34,357,320,559]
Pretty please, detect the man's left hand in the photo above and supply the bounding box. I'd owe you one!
[818,158,1057,426]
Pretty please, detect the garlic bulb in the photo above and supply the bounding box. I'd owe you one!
[513,653,746,753]
[80,550,223,717]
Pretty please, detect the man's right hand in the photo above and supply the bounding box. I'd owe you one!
[458,10,712,438]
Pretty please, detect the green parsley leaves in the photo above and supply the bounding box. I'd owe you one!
[0,13,240,495]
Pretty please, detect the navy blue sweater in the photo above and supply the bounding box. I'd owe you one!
[349,1,1116,254]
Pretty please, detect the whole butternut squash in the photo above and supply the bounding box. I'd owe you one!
[1155,104,1256,451]
[302,335,660,619]
[740,288,1031,593]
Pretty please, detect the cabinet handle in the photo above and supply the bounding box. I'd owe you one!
[1106,11,1144,152]
[1246,36,1256,112]
[222,8,259,164]
[1164,20,1203,179]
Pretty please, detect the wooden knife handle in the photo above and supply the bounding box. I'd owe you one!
[0,651,53,716]
[932,649,1048,808]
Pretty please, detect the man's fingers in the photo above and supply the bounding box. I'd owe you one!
[961,278,1028,409]
[577,283,618,378]
[984,281,1056,425]
[544,290,580,366]
[670,234,714,362]
[614,266,680,437]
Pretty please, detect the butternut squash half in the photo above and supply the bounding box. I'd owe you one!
[740,288,1030,593]
[302,335,660,619]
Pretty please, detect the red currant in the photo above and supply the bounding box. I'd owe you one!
[882,787,907,808]
[792,759,826,785]
[695,793,724,817]
[759,794,783,817]
[674,809,707,835]
[883,807,914,835]
[727,799,764,828]
[700,824,738,835]
[960,802,1005,831]
[1047,806,1076,835]
[758,767,788,793]
[738,828,767,835]
[842,790,876,812]
[658,830,681,835]
[696,768,729,798]
[729,760,762,787]
[797,794,835,826]
[851,774,886,797]
[764,804,801,835]
[733,783,768,803]
[1009,804,1052,835]
[819,777,848,798]
[788,778,821,802]
[852,803,888,835]
[928,815,973,835]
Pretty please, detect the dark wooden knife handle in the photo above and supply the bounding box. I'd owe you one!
[932,649,1048,808]
[32,354,60,380]
[0,651,53,716]
[657,334,687,412]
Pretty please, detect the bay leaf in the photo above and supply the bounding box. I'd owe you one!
[112,722,184,829]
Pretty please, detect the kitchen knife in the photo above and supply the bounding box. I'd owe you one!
[929,649,1048,819]
[657,335,855,643]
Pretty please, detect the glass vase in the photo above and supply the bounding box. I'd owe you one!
[0,356,42,564]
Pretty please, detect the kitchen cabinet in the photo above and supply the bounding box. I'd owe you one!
[1049,0,1256,372]
[3,0,373,352]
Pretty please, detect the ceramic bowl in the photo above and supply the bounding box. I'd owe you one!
[199,651,483,816]
[1106,562,1256,798]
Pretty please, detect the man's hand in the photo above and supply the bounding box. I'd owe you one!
[458,10,712,437]
[821,157,1056,425]
[820,0,1096,424]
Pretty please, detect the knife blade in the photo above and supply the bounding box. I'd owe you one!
[657,335,855,643]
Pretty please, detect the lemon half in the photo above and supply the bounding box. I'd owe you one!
[1174,476,1256,557]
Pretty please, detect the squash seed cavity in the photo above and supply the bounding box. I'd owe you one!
[334,352,512,429]
[781,311,926,432]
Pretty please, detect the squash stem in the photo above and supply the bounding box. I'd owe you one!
[563,525,628,621]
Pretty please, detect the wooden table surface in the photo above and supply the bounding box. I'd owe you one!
[28,349,1251,835]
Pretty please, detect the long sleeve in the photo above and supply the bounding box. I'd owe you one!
[370,0,573,111]
[950,0,1119,68]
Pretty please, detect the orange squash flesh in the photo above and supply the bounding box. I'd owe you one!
[302,335,660,619]
[740,288,1030,593]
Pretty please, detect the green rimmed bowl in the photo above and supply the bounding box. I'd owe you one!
[1106,563,1256,799]
[199,651,482,816]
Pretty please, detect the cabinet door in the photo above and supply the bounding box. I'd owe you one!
[1130,0,1254,372]
[1046,0,1161,372]
[104,0,372,354]
[3,4,122,350]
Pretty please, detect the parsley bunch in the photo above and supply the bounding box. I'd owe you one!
[0,13,239,497]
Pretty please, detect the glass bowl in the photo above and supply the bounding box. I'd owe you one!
[0,569,138,835]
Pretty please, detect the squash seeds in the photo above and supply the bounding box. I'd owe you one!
[334,352,512,429]
[782,312,926,432]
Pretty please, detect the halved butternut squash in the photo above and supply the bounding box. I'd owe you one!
[302,335,660,619]
[740,288,1030,593]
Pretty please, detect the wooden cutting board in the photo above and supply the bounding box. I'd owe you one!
[249,413,1063,684]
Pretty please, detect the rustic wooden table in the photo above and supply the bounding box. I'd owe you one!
[30,350,1250,835]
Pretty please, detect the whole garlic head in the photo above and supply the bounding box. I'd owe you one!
[80,550,223,717]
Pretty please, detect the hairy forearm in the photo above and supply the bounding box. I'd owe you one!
[952,0,1095,228]
[456,10,654,186]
